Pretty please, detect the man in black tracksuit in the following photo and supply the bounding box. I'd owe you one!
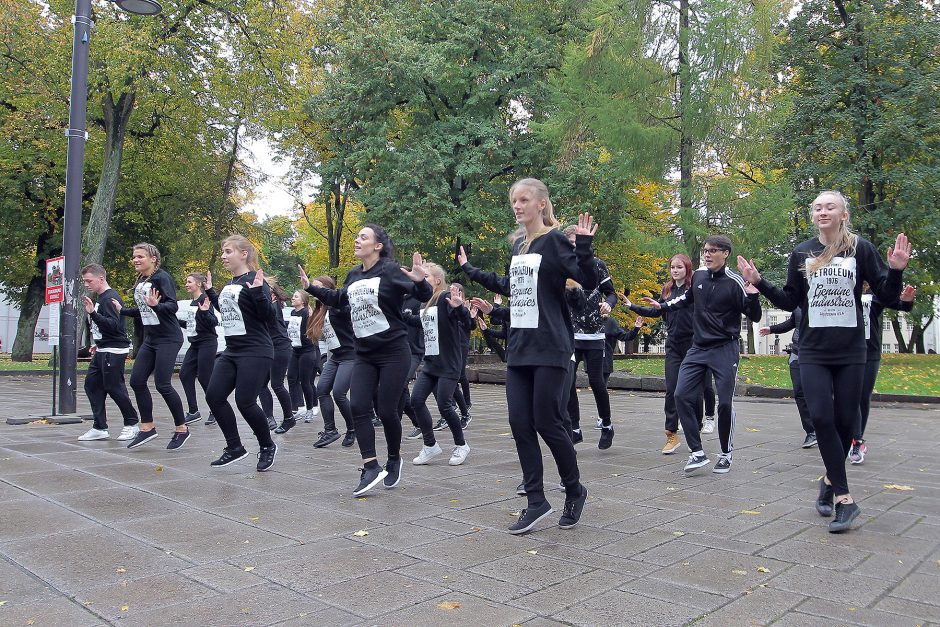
[652,235,762,474]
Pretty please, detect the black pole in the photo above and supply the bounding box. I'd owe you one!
[59,0,93,415]
[52,345,58,416]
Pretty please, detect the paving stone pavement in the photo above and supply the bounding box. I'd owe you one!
[0,374,938,626]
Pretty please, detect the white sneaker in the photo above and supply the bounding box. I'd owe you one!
[413,443,442,465]
[311,407,320,417]
[594,417,603,430]
[117,425,140,441]
[702,417,715,434]
[449,444,471,466]
[78,428,110,441]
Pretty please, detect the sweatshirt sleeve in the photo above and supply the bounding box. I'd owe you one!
[767,312,796,334]
[628,300,665,318]
[598,260,617,307]
[462,262,512,296]
[150,272,179,315]
[860,239,904,309]
[743,292,762,323]
[305,283,348,308]
[658,283,693,313]
[756,250,805,312]
[89,295,125,336]
[558,234,598,290]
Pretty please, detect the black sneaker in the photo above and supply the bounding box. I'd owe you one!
[210,446,249,467]
[460,413,472,429]
[266,416,278,431]
[384,457,402,489]
[371,415,382,427]
[571,429,583,444]
[516,482,527,496]
[353,465,388,496]
[341,430,356,447]
[712,454,732,474]
[508,501,554,535]
[274,418,295,434]
[126,429,159,449]
[166,430,190,450]
[683,452,710,472]
[829,501,860,533]
[183,411,202,425]
[433,418,447,431]
[257,443,277,472]
[205,413,216,425]
[598,426,614,450]
[313,430,341,448]
[405,426,422,439]
[816,478,834,517]
[802,432,818,448]
[559,486,588,529]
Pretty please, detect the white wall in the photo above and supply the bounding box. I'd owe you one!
[0,294,55,354]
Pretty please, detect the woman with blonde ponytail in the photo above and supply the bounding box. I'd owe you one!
[739,191,911,533]
[459,178,599,534]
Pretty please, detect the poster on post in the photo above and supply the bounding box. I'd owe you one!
[45,256,65,305]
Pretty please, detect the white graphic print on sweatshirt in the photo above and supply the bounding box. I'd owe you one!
[509,254,541,329]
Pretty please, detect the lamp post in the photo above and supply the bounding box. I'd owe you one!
[58,0,162,416]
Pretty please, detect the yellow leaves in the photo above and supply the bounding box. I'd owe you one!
[437,601,462,610]
[672,531,685,537]
[756,566,770,573]
[243,566,255,572]
[526,550,538,555]
[746,427,760,432]
[739,510,762,515]
[731,569,748,576]
[154,465,163,472]
[120,605,130,612]
[352,530,369,537]
[249,517,260,522]
[115,567,127,574]
[883,484,914,491]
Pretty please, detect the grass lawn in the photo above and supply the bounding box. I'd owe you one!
[0,354,129,372]
[615,353,940,397]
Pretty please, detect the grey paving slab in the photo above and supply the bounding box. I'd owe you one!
[0,377,936,625]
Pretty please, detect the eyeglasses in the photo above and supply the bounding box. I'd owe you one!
[702,248,727,255]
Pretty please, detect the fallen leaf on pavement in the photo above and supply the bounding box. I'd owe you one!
[154,465,163,472]
[526,550,538,555]
[739,510,761,515]
[120,605,129,612]
[352,530,369,537]
[244,566,255,572]
[731,569,747,576]
[756,566,770,573]
[437,601,462,610]
[883,484,914,491]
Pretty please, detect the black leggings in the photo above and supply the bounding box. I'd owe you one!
[411,372,465,447]
[288,349,319,411]
[788,358,814,435]
[855,359,880,440]
[259,350,292,420]
[317,358,353,432]
[179,340,217,414]
[507,365,582,507]
[349,338,411,460]
[400,354,423,428]
[800,362,865,497]
[206,353,274,450]
[85,351,138,430]
[130,341,185,426]
[567,347,610,428]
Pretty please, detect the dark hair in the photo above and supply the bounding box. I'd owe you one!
[364,223,395,259]
[704,235,733,254]
[81,263,106,278]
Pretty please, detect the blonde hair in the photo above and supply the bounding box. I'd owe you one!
[508,178,560,254]
[221,235,259,272]
[132,242,161,283]
[422,262,447,313]
[805,191,858,277]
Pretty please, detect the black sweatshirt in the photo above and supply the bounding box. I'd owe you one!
[304,258,434,355]
[120,269,183,345]
[402,296,426,356]
[206,272,274,358]
[89,288,130,350]
[603,316,640,375]
[756,236,903,366]
[321,305,356,361]
[767,307,801,363]
[179,295,218,345]
[570,257,618,349]
[462,230,598,368]
[657,265,762,350]
[864,294,913,362]
[407,296,469,379]
[629,283,694,350]
[288,308,317,353]
[268,302,293,351]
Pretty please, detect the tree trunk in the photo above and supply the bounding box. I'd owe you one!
[209,121,241,273]
[677,0,698,263]
[746,319,755,354]
[890,317,908,353]
[11,275,45,362]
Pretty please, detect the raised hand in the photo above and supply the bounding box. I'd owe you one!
[446,285,464,308]
[401,252,429,282]
[477,316,488,331]
[887,233,911,270]
[111,298,122,312]
[144,288,160,307]
[83,296,95,314]
[457,246,468,266]
[634,316,645,328]
[493,293,502,305]
[469,305,478,319]
[744,281,759,295]
[620,293,633,308]
[736,256,761,284]
[298,264,310,288]
[641,297,662,309]
[470,297,493,314]
[900,284,917,302]
[575,213,598,237]
[251,268,265,288]
[206,270,213,290]
[599,301,612,315]
[759,327,771,337]
[198,297,212,311]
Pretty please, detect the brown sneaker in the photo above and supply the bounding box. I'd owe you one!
[662,430,681,455]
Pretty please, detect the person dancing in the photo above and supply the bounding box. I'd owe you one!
[459,178,598,534]
[738,190,910,532]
